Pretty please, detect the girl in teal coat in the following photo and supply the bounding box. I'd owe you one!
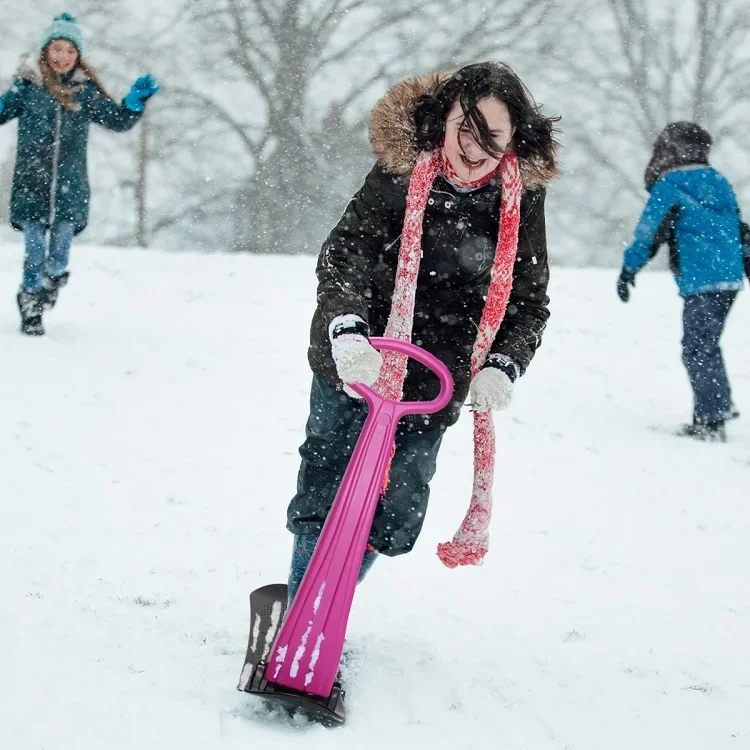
[0,13,160,335]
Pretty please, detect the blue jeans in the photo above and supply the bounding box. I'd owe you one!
[22,221,74,293]
[682,291,737,423]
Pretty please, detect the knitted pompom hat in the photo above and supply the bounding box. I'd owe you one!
[40,13,84,55]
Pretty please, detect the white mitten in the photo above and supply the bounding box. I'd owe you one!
[469,357,517,411]
[329,315,382,397]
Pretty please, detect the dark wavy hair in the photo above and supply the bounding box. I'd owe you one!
[413,62,560,174]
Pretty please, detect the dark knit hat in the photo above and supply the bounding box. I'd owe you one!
[655,121,712,155]
[645,121,712,189]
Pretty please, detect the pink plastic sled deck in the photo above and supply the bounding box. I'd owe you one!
[237,337,453,724]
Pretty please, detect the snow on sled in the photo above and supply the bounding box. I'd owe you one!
[236,582,347,725]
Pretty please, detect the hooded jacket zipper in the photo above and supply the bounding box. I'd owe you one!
[49,102,62,225]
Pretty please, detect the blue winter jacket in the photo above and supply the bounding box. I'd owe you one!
[623,166,745,297]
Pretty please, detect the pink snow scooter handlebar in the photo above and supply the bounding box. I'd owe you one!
[256,338,452,720]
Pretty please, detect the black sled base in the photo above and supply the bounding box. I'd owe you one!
[245,659,346,726]
[237,583,346,726]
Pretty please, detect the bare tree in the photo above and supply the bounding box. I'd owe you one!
[174,0,435,252]
[78,0,191,248]
[0,0,568,256]
[167,0,555,253]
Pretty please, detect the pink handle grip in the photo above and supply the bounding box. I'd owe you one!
[346,337,454,416]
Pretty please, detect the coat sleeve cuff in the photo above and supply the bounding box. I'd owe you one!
[483,353,520,382]
[328,313,370,342]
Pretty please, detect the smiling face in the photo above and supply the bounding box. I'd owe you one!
[443,97,515,182]
[46,39,79,75]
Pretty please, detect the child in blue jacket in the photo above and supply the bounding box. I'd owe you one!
[618,122,749,442]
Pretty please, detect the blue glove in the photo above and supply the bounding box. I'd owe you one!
[124,74,161,112]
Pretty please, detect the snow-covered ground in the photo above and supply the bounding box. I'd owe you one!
[1,242,748,750]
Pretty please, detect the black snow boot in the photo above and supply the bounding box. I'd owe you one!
[680,420,727,443]
[41,270,70,310]
[16,290,45,336]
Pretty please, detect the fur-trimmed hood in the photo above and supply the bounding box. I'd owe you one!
[14,52,89,85]
[368,72,557,190]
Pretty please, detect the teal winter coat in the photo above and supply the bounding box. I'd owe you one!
[0,55,142,235]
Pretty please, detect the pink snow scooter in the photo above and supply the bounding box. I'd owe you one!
[237,337,453,725]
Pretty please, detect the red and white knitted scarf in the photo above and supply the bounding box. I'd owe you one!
[372,148,522,568]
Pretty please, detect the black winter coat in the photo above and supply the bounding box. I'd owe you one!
[308,162,551,431]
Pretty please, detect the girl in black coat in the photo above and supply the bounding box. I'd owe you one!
[286,62,560,600]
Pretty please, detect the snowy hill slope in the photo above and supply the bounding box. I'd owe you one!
[1,243,748,750]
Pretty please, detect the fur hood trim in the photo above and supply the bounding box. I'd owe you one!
[368,72,557,189]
